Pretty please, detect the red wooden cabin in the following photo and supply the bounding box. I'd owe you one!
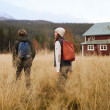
[81,22,110,56]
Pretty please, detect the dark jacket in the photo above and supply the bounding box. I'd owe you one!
[54,37,72,67]
[13,36,36,67]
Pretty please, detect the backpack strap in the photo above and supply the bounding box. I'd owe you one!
[58,39,63,58]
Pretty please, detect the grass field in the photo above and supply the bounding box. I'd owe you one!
[0,51,109,110]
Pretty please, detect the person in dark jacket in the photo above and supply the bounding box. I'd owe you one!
[13,29,36,87]
[54,27,73,91]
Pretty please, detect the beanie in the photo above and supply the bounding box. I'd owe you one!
[55,27,65,36]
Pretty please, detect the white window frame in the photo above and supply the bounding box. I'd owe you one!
[100,45,107,51]
[88,45,94,50]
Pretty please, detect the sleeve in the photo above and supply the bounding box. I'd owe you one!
[70,61,73,71]
[30,41,36,59]
[12,41,18,67]
[55,41,61,72]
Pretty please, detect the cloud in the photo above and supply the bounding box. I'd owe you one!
[0,0,110,23]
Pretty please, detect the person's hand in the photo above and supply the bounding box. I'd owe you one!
[57,72,61,76]
[69,70,73,75]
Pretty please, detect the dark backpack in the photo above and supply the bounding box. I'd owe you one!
[60,39,75,61]
[18,42,31,58]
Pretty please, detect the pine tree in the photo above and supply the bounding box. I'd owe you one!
[0,26,4,53]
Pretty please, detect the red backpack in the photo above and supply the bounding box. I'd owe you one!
[61,40,75,61]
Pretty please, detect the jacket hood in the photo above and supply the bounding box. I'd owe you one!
[17,36,30,42]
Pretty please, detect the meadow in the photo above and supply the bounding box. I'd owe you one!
[0,51,109,110]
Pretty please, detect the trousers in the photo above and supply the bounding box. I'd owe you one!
[16,66,31,87]
[57,65,72,91]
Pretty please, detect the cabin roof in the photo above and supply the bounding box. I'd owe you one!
[83,22,110,36]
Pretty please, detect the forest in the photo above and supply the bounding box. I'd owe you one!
[0,20,93,53]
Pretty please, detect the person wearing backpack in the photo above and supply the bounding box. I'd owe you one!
[54,27,75,91]
[13,29,36,87]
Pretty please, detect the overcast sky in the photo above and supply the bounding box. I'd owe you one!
[0,0,110,23]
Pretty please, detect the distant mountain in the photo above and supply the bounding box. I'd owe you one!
[31,20,53,24]
[0,12,15,20]
[14,20,53,24]
[0,19,53,25]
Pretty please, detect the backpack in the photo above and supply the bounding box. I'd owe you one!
[60,39,75,61]
[18,42,31,58]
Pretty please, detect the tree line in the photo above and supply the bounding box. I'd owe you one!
[0,20,93,53]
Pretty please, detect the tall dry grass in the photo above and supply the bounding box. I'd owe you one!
[0,51,109,110]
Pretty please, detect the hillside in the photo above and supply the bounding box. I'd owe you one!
[0,20,93,52]
[0,20,93,36]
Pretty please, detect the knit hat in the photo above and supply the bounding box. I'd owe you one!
[55,27,65,36]
[18,29,27,36]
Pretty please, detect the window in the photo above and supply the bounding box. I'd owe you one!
[88,45,94,50]
[92,36,95,40]
[88,36,95,41]
[100,45,107,50]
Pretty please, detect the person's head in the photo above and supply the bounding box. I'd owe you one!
[18,29,27,37]
[54,27,65,41]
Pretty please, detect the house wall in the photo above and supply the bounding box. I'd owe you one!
[84,44,96,55]
[83,44,110,56]
[86,35,110,41]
